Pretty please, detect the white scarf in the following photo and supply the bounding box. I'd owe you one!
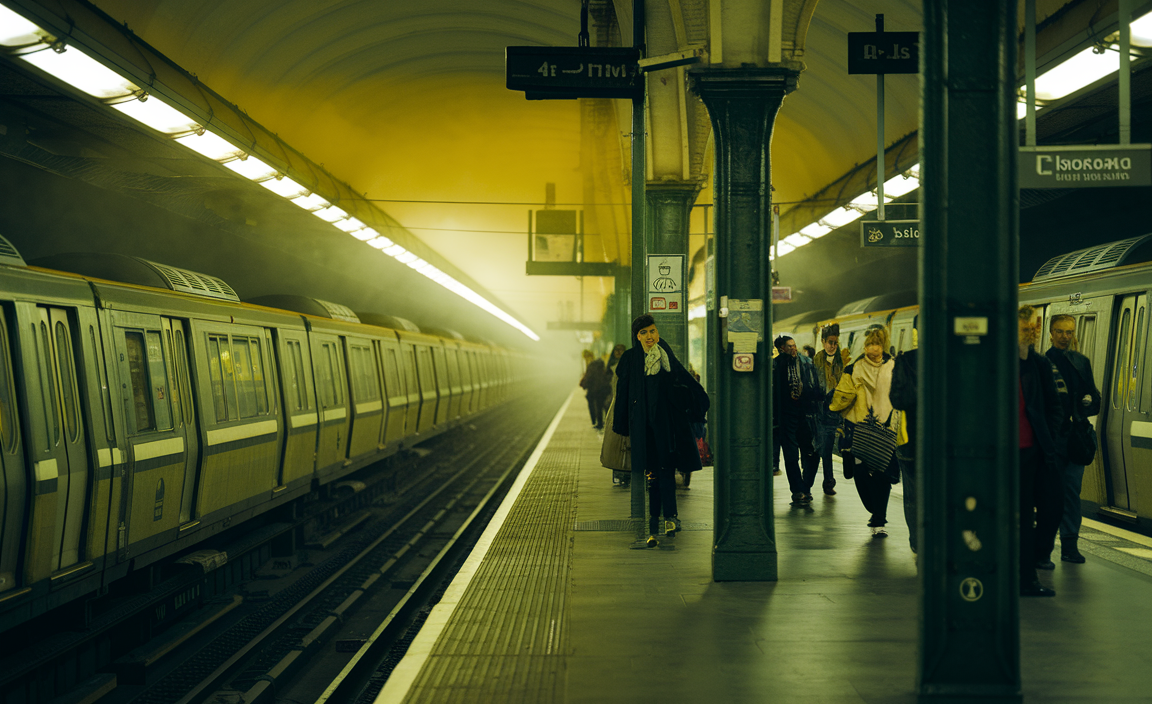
[857,354,895,424]
[644,343,671,376]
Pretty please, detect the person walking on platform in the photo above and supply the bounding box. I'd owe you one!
[602,343,631,487]
[1018,306,1066,597]
[1045,314,1101,564]
[773,335,822,505]
[813,324,850,496]
[613,315,708,547]
[889,332,919,553]
[830,326,900,538]
[580,350,611,430]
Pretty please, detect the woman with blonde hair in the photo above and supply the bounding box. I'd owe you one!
[830,325,900,538]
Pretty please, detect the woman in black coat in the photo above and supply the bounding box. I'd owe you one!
[613,315,709,546]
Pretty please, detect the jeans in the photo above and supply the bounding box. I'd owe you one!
[1059,462,1086,538]
[814,413,840,488]
[645,427,676,521]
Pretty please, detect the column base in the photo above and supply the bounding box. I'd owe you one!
[713,548,778,581]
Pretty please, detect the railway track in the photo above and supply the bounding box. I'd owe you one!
[3,388,567,704]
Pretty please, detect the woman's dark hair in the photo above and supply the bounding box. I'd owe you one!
[631,314,656,338]
[773,334,793,351]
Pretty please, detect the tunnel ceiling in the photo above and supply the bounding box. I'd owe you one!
[8,0,1086,338]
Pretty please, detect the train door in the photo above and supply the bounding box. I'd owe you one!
[0,306,26,595]
[311,333,349,475]
[378,338,407,445]
[161,318,199,526]
[275,330,318,489]
[112,313,186,548]
[1104,294,1148,514]
[36,307,90,571]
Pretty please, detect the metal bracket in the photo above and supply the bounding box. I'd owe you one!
[638,46,707,72]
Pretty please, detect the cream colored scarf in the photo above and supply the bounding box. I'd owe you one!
[644,343,671,376]
[856,354,895,424]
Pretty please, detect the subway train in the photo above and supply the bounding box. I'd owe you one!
[774,234,1152,534]
[0,235,529,629]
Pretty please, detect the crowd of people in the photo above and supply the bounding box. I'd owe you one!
[587,308,1098,589]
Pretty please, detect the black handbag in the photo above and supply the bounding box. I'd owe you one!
[853,412,897,475]
[1067,416,1098,465]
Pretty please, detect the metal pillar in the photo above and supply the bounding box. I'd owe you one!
[692,68,797,581]
[628,0,647,536]
[918,1,1020,701]
[645,182,700,361]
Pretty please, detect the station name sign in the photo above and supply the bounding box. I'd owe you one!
[847,32,919,74]
[506,46,641,99]
[862,219,920,247]
[1019,145,1152,189]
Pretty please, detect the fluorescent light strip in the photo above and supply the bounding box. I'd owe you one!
[314,205,349,222]
[223,155,277,180]
[291,192,329,211]
[334,217,366,233]
[1134,11,1152,47]
[19,44,139,99]
[260,176,307,198]
[175,130,243,160]
[1035,45,1120,101]
[0,4,41,46]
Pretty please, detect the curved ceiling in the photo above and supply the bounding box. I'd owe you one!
[80,0,930,333]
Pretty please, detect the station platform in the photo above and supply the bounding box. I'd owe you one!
[375,390,1152,703]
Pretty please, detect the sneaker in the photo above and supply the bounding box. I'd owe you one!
[823,481,837,496]
[871,526,888,539]
[773,468,782,476]
[646,535,658,548]
[790,492,807,506]
[802,493,814,504]
[665,519,678,537]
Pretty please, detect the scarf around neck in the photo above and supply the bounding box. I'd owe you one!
[644,343,671,376]
[781,354,803,400]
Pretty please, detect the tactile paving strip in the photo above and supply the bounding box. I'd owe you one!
[572,519,712,531]
[403,422,584,704]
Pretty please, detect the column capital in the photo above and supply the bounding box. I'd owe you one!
[689,67,801,101]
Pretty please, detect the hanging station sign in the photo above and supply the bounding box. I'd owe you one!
[862,220,921,247]
[506,47,641,99]
[846,32,920,74]
[1019,144,1152,189]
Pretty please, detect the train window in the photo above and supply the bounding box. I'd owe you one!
[316,342,336,408]
[250,338,269,414]
[175,329,193,423]
[1077,315,1096,359]
[285,340,308,411]
[355,346,380,401]
[328,343,344,404]
[37,322,59,447]
[165,330,181,426]
[90,328,115,443]
[1129,306,1145,411]
[54,322,79,442]
[0,318,16,453]
[404,348,419,396]
[1113,309,1131,411]
[125,331,155,432]
[146,331,172,431]
[207,335,239,422]
[382,347,401,398]
[233,338,256,418]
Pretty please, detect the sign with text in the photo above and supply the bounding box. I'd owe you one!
[506,46,641,99]
[862,220,920,247]
[1019,145,1152,189]
[771,286,792,302]
[647,254,684,313]
[847,32,919,74]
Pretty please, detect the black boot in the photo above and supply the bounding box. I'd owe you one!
[823,479,836,496]
[1061,536,1086,563]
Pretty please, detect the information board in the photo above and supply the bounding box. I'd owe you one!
[647,254,683,313]
[861,220,921,247]
[1019,145,1152,189]
[847,32,920,74]
[506,46,641,99]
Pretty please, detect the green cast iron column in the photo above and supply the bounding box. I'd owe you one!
[645,182,701,360]
[692,68,797,582]
[919,1,1020,700]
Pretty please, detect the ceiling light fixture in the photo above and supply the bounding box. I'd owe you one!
[0,4,41,46]
[19,43,139,99]
[174,130,244,160]
[334,217,366,233]
[821,207,861,228]
[1034,45,1120,101]
[110,94,199,134]
[781,233,811,248]
[383,244,407,257]
[367,235,394,249]
[800,223,833,239]
[259,175,308,198]
[290,192,329,211]
[221,154,277,180]
[313,205,349,223]
[882,172,920,198]
[1133,11,1152,47]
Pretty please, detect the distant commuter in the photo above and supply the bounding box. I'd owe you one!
[830,326,899,538]
[802,344,816,359]
[1017,305,1066,597]
[889,329,919,553]
[607,343,626,378]
[580,350,611,430]
[613,315,709,547]
[1045,314,1101,564]
[773,335,823,505]
[812,324,851,496]
[602,343,631,487]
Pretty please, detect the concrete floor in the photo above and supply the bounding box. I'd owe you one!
[386,395,1152,703]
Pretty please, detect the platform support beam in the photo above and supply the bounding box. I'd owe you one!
[918,1,1021,701]
[692,68,797,582]
[644,182,700,361]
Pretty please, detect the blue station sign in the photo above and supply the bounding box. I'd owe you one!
[506,46,641,99]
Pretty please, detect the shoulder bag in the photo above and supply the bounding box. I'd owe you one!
[852,411,897,475]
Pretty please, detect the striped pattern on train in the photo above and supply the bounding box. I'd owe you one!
[773,237,1152,534]
[0,259,525,626]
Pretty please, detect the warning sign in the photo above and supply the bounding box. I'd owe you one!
[647,255,683,313]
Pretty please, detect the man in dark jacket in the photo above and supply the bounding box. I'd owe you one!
[614,315,708,545]
[580,350,612,430]
[773,335,823,505]
[1018,306,1066,597]
[1045,314,1101,564]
